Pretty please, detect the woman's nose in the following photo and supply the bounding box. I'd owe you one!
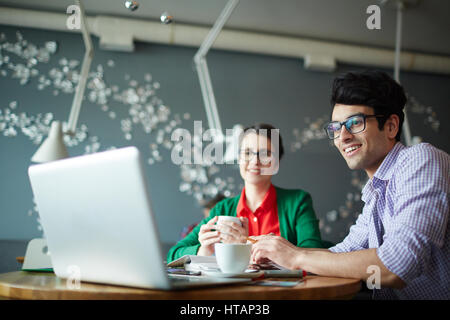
[249,153,259,164]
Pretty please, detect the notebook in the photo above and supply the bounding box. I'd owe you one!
[28,146,249,290]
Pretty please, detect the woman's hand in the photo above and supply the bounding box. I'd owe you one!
[216,217,249,244]
[197,216,221,256]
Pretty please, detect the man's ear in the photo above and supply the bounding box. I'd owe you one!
[385,114,400,139]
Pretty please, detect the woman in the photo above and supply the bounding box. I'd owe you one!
[167,123,323,263]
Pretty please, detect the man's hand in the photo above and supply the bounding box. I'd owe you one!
[250,235,302,270]
[253,237,407,289]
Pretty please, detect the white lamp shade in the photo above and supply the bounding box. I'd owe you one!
[31,121,69,163]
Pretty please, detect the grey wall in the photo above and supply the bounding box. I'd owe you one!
[1,25,449,257]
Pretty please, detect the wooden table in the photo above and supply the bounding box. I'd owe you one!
[0,271,361,300]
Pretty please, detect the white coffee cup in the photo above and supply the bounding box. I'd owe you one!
[216,216,242,235]
[217,215,242,226]
[215,243,252,274]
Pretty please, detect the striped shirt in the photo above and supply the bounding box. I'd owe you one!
[329,142,449,299]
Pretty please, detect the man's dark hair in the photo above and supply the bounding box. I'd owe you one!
[331,70,407,141]
[202,193,226,210]
[242,123,285,160]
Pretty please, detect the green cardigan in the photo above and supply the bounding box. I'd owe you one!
[167,186,324,263]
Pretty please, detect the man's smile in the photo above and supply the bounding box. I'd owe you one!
[343,144,362,156]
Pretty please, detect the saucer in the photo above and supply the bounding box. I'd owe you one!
[202,270,264,278]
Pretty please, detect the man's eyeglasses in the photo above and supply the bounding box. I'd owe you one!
[324,114,385,140]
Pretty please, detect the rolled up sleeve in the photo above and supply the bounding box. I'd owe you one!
[377,226,431,284]
[377,146,449,284]
[376,190,448,284]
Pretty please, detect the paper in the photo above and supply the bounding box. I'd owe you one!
[167,255,305,277]
[249,261,305,278]
[167,255,220,272]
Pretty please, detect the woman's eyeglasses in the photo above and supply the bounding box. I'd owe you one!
[324,114,385,140]
[239,149,273,163]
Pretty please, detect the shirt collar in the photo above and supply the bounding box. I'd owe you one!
[361,178,374,203]
[237,184,277,215]
[361,142,405,202]
[373,142,405,181]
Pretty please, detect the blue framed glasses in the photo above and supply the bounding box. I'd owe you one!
[324,114,385,140]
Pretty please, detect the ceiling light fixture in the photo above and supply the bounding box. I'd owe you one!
[193,0,243,162]
[31,0,93,162]
[125,1,139,12]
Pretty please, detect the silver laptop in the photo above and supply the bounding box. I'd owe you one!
[28,146,249,290]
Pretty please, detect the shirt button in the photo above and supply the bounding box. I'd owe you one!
[253,217,257,222]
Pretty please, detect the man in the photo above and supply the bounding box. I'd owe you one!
[251,70,449,299]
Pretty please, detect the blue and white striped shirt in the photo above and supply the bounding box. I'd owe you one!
[330,142,449,299]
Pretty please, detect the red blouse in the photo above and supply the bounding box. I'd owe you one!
[236,184,280,237]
